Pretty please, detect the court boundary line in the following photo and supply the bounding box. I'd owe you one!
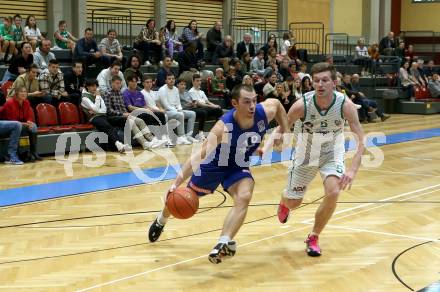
[75,183,440,291]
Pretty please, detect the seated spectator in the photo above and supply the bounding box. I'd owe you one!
[297,63,311,81]
[178,42,200,76]
[0,16,16,62]
[343,74,390,122]
[24,15,42,52]
[103,75,165,150]
[1,41,33,84]
[0,119,23,164]
[206,21,222,56]
[266,47,279,68]
[236,33,255,60]
[301,76,313,93]
[189,74,223,119]
[405,44,415,64]
[242,74,254,87]
[134,19,162,65]
[81,78,131,153]
[97,61,127,94]
[157,72,195,145]
[99,29,124,66]
[124,75,173,142]
[263,72,278,99]
[399,61,416,99]
[264,59,282,82]
[280,32,292,57]
[260,38,277,62]
[212,35,234,71]
[63,60,85,105]
[33,39,56,73]
[2,86,41,161]
[288,61,298,79]
[417,59,429,85]
[410,61,425,87]
[275,82,293,112]
[74,28,105,68]
[424,60,438,80]
[123,54,142,85]
[156,56,173,88]
[394,41,406,64]
[250,49,265,76]
[178,78,207,140]
[212,68,228,95]
[427,72,440,98]
[368,42,380,74]
[240,52,251,75]
[54,20,77,51]
[164,20,183,59]
[379,31,396,55]
[354,38,371,76]
[8,64,43,107]
[279,57,291,81]
[291,76,303,101]
[38,59,69,107]
[12,14,25,54]
[140,76,167,128]
[181,20,204,61]
[226,59,243,92]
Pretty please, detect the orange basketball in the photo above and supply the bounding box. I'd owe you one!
[166,187,199,219]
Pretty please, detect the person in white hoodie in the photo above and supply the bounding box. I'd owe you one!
[96,60,127,93]
[81,78,131,153]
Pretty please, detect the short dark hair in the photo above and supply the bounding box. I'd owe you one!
[107,29,116,35]
[49,59,59,65]
[310,62,337,80]
[85,78,98,88]
[142,75,153,82]
[20,41,30,50]
[111,75,122,82]
[72,60,83,67]
[110,60,122,68]
[28,63,39,71]
[85,27,93,33]
[177,78,186,85]
[166,72,175,78]
[126,75,137,83]
[13,14,22,20]
[231,84,255,101]
[58,20,66,26]
[192,73,201,81]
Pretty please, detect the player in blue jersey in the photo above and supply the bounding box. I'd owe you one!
[148,84,289,264]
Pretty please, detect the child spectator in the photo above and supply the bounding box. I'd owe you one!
[0,16,16,62]
[24,15,42,52]
[12,14,25,54]
[54,20,77,51]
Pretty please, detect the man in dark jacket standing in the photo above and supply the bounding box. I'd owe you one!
[206,21,222,55]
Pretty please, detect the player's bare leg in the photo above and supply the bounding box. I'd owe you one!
[306,175,341,256]
[209,178,254,264]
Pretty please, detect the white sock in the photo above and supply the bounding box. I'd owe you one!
[115,141,124,152]
[218,235,231,244]
[157,210,168,226]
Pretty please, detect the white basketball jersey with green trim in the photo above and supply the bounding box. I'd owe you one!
[293,90,346,166]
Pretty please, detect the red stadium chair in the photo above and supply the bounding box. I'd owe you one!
[58,102,94,131]
[35,103,71,132]
[206,76,224,97]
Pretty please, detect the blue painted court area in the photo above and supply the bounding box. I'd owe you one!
[1,127,440,207]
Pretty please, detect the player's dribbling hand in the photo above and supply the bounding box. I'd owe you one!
[255,147,264,157]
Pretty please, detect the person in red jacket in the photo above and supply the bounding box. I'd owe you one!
[2,86,41,161]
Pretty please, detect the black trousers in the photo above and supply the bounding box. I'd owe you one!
[190,107,223,132]
[90,115,121,149]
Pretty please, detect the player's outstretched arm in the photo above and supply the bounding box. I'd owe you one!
[172,120,225,189]
[340,97,365,190]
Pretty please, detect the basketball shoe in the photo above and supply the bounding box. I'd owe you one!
[208,241,236,264]
[277,202,290,224]
[305,234,321,257]
[148,218,164,242]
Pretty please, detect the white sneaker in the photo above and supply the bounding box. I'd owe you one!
[123,144,133,152]
[196,132,206,141]
[165,139,175,148]
[150,137,167,149]
[144,61,152,66]
[354,104,362,110]
[186,135,200,143]
[176,136,192,145]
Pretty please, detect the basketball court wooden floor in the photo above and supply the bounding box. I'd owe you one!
[0,114,439,291]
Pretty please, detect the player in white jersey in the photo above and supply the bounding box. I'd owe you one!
[276,62,365,256]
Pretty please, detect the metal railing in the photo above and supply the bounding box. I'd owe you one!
[289,22,324,54]
[325,33,349,56]
[294,42,320,56]
[399,30,437,61]
[268,29,290,54]
[91,8,133,47]
[229,17,267,50]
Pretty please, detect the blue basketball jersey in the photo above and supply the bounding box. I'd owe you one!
[204,103,269,168]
